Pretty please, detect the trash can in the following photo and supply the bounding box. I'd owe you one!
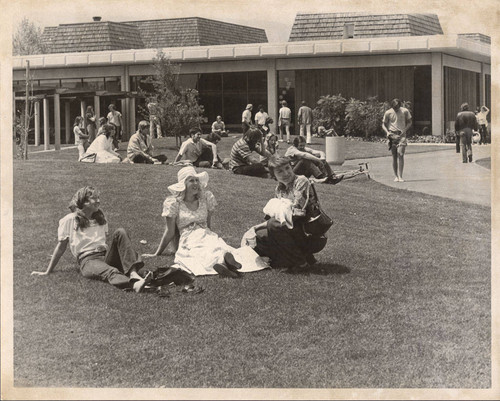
[325,136,346,166]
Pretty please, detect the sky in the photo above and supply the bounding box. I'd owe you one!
[5,0,499,44]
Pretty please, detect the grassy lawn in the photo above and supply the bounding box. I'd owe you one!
[25,134,452,163]
[12,139,490,388]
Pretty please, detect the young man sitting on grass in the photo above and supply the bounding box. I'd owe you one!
[284,136,343,184]
[126,121,168,164]
[229,127,272,178]
[174,127,222,169]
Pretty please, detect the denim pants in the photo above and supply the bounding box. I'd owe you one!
[459,128,473,162]
[78,228,144,289]
[293,159,333,179]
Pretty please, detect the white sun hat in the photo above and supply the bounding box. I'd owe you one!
[168,166,209,196]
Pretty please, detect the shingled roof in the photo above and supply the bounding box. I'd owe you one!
[458,33,491,44]
[41,17,267,54]
[288,13,443,41]
[42,21,144,53]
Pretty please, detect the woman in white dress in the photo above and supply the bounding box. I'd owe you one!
[81,124,121,164]
[143,166,268,277]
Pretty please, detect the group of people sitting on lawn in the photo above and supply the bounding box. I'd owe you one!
[32,155,331,294]
[79,116,345,186]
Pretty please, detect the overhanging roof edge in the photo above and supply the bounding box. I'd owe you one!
[13,34,490,70]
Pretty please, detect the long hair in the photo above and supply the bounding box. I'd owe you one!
[73,116,83,129]
[100,124,114,139]
[68,186,106,230]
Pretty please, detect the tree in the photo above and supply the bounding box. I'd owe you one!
[312,94,347,135]
[13,17,48,56]
[141,51,205,148]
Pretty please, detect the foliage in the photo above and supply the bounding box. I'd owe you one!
[345,97,412,139]
[13,17,48,56]
[312,94,347,135]
[141,51,204,145]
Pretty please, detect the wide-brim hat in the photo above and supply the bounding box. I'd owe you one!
[168,166,209,196]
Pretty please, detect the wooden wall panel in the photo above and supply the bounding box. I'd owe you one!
[295,66,415,115]
[444,67,479,124]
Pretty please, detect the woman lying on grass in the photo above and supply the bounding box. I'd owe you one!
[245,156,327,274]
[142,166,268,278]
[31,186,152,293]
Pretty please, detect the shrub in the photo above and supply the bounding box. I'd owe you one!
[312,94,347,135]
[345,97,386,138]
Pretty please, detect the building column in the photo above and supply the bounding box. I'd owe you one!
[431,53,444,137]
[94,95,101,129]
[267,59,278,133]
[54,93,61,150]
[129,97,136,135]
[479,63,485,107]
[65,102,71,144]
[34,101,40,146]
[121,65,130,140]
[43,97,50,150]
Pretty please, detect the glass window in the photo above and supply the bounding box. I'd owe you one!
[178,74,198,90]
[105,77,121,92]
[61,78,83,89]
[37,79,61,88]
[82,78,105,90]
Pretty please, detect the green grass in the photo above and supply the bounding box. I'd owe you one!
[13,139,490,388]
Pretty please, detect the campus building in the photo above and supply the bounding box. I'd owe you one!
[13,13,491,148]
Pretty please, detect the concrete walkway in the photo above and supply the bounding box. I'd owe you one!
[343,144,491,207]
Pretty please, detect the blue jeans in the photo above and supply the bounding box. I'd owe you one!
[78,228,144,289]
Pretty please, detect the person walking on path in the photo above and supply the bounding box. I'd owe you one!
[107,104,123,150]
[147,102,163,139]
[242,104,253,134]
[382,98,412,182]
[278,101,292,143]
[476,105,490,145]
[31,186,152,293]
[255,105,270,132]
[455,103,478,163]
[297,101,313,144]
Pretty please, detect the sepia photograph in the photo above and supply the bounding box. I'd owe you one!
[1,0,498,399]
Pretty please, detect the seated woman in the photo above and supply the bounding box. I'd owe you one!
[143,166,268,278]
[81,124,121,163]
[245,156,327,273]
[264,132,279,155]
[31,186,152,292]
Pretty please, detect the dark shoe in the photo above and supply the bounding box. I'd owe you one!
[213,263,242,278]
[224,252,242,271]
[468,155,473,162]
[181,284,205,294]
[328,175,344,185]
[306,254,317,266]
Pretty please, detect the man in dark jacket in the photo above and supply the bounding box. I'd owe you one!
[455,103,478,163]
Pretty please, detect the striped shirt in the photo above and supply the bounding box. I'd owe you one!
[230,138,252,170]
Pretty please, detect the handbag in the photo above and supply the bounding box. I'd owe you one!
[79,153,96,163]
[302,180,333,237]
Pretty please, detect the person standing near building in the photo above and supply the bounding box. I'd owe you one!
[107,104,123,150]
[455,103,478,163]
[147,102,163,139]
[297,101,313,144]
[278,101,292,143]
[476,105,490,145]
[255,105,269,132]
[85,106,97,144]
[242,104,253,134]
[382,99,412,182]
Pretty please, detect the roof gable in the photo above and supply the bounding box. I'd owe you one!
[289,13,443,41]
[42,22,144,53]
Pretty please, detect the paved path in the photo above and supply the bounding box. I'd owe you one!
[343,144,491,207]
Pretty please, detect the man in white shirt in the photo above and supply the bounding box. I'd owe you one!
[211,115,227,137]
[382,98,412,182]
[254,105,269,131]
[242,104,253,134]
[297,101,313,144]
[174,127,220,168]
[279,100,292,143]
